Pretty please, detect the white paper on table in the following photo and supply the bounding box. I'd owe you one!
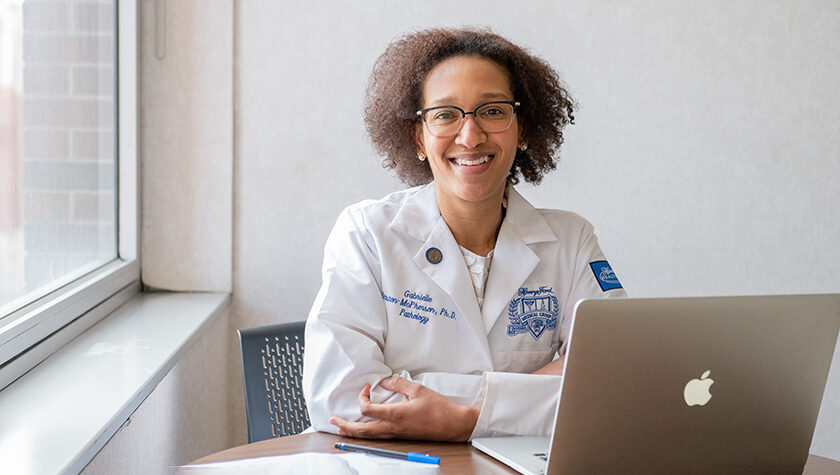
[174,451,441,474]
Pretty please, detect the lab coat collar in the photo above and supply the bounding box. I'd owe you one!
[392,182,559,338]
[388,183,438,242]
[502,186,557,244]
[388,183,557,245]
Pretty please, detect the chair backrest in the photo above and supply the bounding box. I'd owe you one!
[238,321,311,442]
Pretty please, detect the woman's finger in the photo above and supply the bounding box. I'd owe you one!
[357,383,372,408]
[331,416,394,439]
[329,416,348,436]
[379,375,420,398]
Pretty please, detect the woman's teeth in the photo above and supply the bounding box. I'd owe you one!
[453,155,492,166]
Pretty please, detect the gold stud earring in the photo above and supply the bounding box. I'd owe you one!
[418,153,427,161]
[518,142,528,151]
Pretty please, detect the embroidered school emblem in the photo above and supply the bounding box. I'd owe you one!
[507,286,558,341]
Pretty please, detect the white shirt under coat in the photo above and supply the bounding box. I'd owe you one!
[303,182,627,438]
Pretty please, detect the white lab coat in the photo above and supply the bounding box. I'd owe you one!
[303,183,627,438]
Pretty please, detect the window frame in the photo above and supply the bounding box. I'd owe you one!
[0,0,139,391]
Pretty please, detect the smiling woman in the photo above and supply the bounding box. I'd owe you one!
[302,27,627,442]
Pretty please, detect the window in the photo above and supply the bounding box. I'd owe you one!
[0,0,137,390]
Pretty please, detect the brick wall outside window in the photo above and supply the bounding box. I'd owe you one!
[1,0,116,311]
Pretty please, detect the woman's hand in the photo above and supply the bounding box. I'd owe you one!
[532,354,566,376]
[329,376,479,442]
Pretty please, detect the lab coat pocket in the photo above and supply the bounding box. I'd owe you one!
[495,343,560,373]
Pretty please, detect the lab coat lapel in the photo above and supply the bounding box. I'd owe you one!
[481,187,557,333]
[391,184,490,354]
[413,218,488,351]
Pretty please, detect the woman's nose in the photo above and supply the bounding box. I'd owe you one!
[455,115,486,149]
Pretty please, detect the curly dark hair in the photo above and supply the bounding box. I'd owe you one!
[364,27,576,186]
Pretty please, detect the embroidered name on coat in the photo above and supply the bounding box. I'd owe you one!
[507,286,558,341]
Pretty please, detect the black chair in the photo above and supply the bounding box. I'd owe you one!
[238,321,311,442]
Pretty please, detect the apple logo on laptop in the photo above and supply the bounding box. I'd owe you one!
[683,370,714,406]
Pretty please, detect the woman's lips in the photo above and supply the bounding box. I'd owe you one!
[450,154,494,166]
[448,153,495,175]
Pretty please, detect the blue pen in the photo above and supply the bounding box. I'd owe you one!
[334,442,440,465]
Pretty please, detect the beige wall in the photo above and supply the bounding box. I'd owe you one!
[92,0,840,470]
[140,0,233,293]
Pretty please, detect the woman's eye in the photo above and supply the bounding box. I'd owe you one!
[433,111,456,121]
[481,107,504,116]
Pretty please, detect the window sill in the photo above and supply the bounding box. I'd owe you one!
[0,291,230,474]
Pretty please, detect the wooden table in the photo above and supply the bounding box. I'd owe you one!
[193,432,513,473]
[192,432,840,474]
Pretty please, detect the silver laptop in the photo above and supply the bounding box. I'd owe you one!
[472,294,840,475]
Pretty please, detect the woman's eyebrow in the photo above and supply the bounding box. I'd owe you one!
[426,92,512,107]
[478,92,511,100]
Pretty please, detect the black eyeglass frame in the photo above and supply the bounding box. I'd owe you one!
[416,100,521,136]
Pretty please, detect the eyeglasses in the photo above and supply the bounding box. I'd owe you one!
[416,101,520,138]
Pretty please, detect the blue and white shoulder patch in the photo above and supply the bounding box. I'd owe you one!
[589,260,623,291]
